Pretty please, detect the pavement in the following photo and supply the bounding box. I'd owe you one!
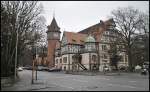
[1,70,149,91]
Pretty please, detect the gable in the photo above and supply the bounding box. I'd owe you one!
[61,33,68,46]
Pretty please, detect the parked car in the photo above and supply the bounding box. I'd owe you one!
[17,67,23,71]
[37,66,49,71]
[103,66,109,72]
[23,65,32,70]
[26,66,33,70]
[48,68,61,72]
[42,67,49,71]
[143,62,149,70]
[141,68,148,75]
[37,66,43,71]
[119,66,127,71]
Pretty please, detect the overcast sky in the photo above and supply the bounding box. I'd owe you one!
[40,1,149,33]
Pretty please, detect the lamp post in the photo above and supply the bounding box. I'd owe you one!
[34,26,38,80]
[31,58,35,84]
[14,13,20,80]
[14,13,26,80]
[35,45,38,80]
[31,46,38,84]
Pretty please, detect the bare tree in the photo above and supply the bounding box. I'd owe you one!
[111,6,145,72]
[108,30,124,71]
[1,1,46,77]
[139,12,149,62]
[131,12,149,65]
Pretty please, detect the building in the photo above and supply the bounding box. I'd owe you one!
[31,45,48,66]
[47,17,128,71]
[46,17,61,67]
[36,46,48,66]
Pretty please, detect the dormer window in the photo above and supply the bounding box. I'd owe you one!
[80,40,84,43]
[72,39,76,42]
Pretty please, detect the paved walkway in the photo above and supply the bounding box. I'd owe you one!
[1,70,149,91]
[1,71,71,91]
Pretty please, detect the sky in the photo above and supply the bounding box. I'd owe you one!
[40,1,149,34]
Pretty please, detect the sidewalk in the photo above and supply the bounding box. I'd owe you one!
[1,71,71,91]
[64,70,149,77]
[1,78,73,91]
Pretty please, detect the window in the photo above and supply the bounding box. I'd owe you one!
[118,45,123,50]
[102,45,107,51]
[56,59,58,64]
[64,66,66,70]
[102,36,109,42]
[72,45,79,53]
[61,46,68,54]
[72,39,76,42]
[53,33,58,38]
[80,40,84,43]
[63,57,67,63]
[55,51,58,55]
[92,55,97,62]
[101,36,105,41]
[105,31,109,35]
[103,54,107,59]
[102,60,107,63]
[107,31,109,35]
[119,56,123,62]
[85,43,96,51]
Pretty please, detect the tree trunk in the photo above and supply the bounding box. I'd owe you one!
[128,49,133,72]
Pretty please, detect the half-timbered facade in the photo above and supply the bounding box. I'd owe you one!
[48,18,128,71]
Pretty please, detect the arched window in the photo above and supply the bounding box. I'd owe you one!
[63,57,67,63]
[64,66,66,70]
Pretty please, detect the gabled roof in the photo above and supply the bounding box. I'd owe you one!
[47,17,61,33]
[64,31,88,45]
[78,23,102,34]
[78,18,116,42]
[105,18,115,26]
[78,18,115,34]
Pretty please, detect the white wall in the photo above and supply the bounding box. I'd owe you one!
[55,57,62,69]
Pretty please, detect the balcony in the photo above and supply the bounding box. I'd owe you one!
[80,48,97,53]
[61,51,68,55]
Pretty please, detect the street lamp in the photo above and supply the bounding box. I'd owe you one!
[34,27,38,81]
[14,14,19,80]
[35,44,38,80]
[14,13,26,80]
[31,46,36,84]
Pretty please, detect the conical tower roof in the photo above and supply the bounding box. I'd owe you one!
[47,17,60,33]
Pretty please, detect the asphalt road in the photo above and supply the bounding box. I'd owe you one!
[1,70,149,91]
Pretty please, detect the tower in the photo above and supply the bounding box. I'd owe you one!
[46,17,61,67]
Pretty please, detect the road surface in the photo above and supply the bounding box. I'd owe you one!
[1,70,149,91]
